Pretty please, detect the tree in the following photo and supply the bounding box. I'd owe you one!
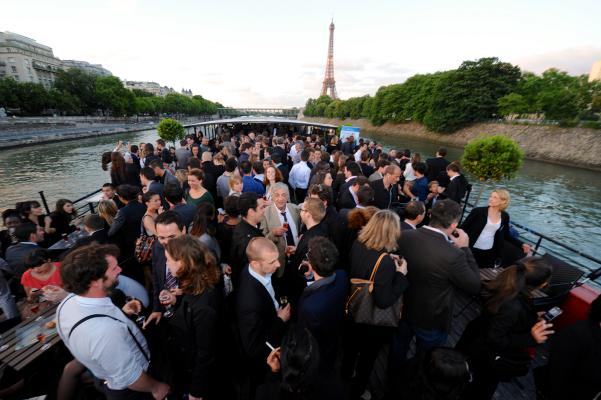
[461,135,524,205]
[53,69,97,114]
[0,77,20,108]
[157,118,185,146]
[96,76,135,116]
[537,88,580,121]
[497,93,528,117]
[16,82,48,115]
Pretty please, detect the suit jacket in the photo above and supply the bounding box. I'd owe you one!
[276,163,289,184]
[261,204,300,276]
[397,227,480,333]
[337,182,357,210]
[108,201,146,256]
[172,203,197,229]
[460,206,523,261]
[298,270,349,369]
[168,289,221,398]
[236,266,286,371]
[425,157,450,182]
[66,229,110,255]
[229,220,264,283]
[151,241,167,312]
[5,242,39,277]
[371,178,399,209]
[400,221,416,231]
[340,141,354,156]
[443,174,468,203]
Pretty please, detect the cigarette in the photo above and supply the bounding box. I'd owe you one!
[265,341,275,351]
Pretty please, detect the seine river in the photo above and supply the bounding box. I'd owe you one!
[0,129,599,271]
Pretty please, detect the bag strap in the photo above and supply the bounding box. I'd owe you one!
[368,253,387,282]
[68,314,150,362]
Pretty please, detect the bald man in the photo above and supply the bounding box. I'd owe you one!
[371,164,402,209]
[236,237,291,394]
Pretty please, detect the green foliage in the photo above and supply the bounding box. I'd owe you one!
[581,121,601,129]
[497,93,528,116]
[303,58,600,133]
[0,68,221,116]
[95,76,135,116]
[157,118,185,145]
[461,135,524,182]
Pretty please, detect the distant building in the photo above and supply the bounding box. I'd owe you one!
[589,60,601,82]
[124,80,175,97]
[0,31,62,88]
[62,60,112,76]
[181,88,193,97]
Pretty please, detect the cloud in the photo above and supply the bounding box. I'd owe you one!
[512,47,601,75]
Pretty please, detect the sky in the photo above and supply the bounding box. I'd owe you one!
[2,0,601,108]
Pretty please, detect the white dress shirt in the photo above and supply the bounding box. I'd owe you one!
[289,161,311,190]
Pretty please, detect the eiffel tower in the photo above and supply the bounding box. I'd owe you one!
[320,20,338,99]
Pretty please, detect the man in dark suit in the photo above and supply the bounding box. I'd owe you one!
[108,184,147,283]
[230,193,268,284]
[237,237,290,397]
[426,147,451,184]
[396,199,480,356]
[371,165,402,209]
[441,162,469,204]
[164,186,196,229]
[143,211,185,329]
[298,237,347,371]
[5,223,44,278]
[271,153,289,184]
[70,214,109,248]
[340,135,355,156]
[401,200,426,230]
[338,175,370,210]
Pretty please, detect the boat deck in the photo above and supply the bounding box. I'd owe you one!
[370,293,543,399]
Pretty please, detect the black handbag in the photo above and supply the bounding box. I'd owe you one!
[345,253,403,328]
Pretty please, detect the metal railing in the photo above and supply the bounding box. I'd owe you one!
[38,188,102,218]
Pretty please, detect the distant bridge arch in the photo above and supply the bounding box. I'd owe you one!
[218,107,300,119]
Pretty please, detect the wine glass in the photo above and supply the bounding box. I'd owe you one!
[159,289,175,318]
[125,296,146,326]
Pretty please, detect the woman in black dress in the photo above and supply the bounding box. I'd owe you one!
[47,198,78,244]
[161,235,222,400]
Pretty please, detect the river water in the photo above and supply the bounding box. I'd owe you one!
[0,129,600,271]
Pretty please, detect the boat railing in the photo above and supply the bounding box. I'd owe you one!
[38,188,102,219]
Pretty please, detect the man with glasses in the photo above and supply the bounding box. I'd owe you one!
[144,211,185,329]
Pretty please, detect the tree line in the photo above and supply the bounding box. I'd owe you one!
[0,69,222,117]
[304,57,601,132]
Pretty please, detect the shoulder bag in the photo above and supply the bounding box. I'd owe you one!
[345,253,403,328]
[135,215,155,264]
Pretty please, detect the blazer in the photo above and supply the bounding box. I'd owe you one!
[5,242,39,277]
[460,207,524,260]
[172,203,196,229]
[397,227,480,332]
[261,204,300,276]
[108,201,146,256]
[151,242,167,312]
[425,157,450,182]
[69,229,109,250]
[371,178,399,210]
[168,289,221,398]
[443,174,469,203]
[298,270,349,369]
[337,183,357,211]
[229,220,264,283]
[236,266,286,369]
[276,163,290,184]
[400,221,416,231]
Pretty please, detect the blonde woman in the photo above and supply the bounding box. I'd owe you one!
[348,209,409,398]
[228,175,243,196]
[97,200,118,228]
[460,188,530,268]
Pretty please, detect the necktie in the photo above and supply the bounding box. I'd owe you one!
[165,268,178,289]
[280,211,295,245]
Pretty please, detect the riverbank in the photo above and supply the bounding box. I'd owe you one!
[301,117,601,171]
[0,116,213,150]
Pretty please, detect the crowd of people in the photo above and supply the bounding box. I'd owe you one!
[0,128,599,400]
